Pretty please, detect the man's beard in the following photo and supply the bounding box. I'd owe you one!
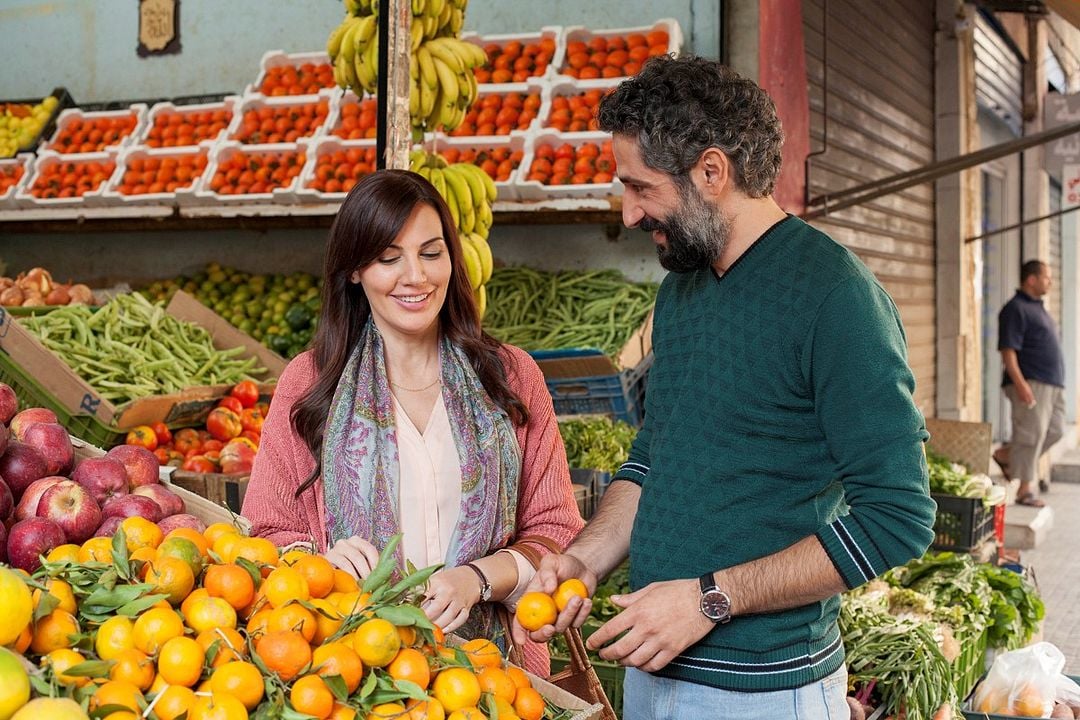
[639,183,730,273]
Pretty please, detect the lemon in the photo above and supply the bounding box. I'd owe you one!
[0,648,30,720]
[0,568,33,647]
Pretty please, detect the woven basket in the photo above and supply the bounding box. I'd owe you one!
[548,629,618,720]
[925,418,992,475]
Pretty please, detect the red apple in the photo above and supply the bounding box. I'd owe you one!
[0,383,18,425]
[37,480,102,544]
[101,494,162,523]
[6,516,65,572]
[0,522,6,563]
[22,422,74,476]
[72,456,128,505]
[0,423,7,458]
[15,476,65,521]
[9,408,58,442]
[0,477,12,521]
[0,442,49,499]
[106,445,160,489]
[157,513,206,535]
[94,515,124,538]
[132,484,184,517]
[219,440,256,475]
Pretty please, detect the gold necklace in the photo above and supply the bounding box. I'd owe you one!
[390,377,441,392]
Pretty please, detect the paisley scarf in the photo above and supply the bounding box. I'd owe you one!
[321,320,521,647]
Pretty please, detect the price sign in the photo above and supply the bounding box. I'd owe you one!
[138,0,181,57]
[1064,164,1080,209]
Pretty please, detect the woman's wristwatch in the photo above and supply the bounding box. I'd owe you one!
[464,562,493,602]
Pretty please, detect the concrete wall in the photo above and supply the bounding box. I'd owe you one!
[1,0,720,104]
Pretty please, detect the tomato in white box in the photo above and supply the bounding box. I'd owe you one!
[140,98,238,149]
[0,154,33,209]
[462,27,563,84]
[43,105,148,155]
[228,95,334,145]
[542,78,620,134]
[325,92,378,141]
[15,150,117,207]
[248,50,337,98]
[559,19,683,80]
[433,79,545,139]
[196,141,305,204]
[103,146,208,205]
[295,137,377,203]
[516,130,621,200]
[428,135,525,201]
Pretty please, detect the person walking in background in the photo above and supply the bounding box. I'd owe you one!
[513,56,936,719]
[993,260,1065,508]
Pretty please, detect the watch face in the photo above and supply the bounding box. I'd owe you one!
[701,590,731,622]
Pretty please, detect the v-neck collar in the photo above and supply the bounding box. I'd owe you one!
[392,391,446,438]
[711,214,795,284]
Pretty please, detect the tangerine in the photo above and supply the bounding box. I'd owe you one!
[157,636,205,687]
[30,609,80,654]
[254,631,312,682]
[181,587,211,618]
[290,675,335,720]
[132,607,185,654]
[145,556,196,606]
[42,648,89,687]
[263,566,310,608]
[352,619,400,668]
[311,643,364,693]
[267,603,317,642]
[387,647,431,690]
[365,704,407,720]
[204,564,256,611]
[188,692,249,720]
[156,537,205,579]
[45,544,81,564]
[513,687,544,720]
[121,516,164,551]
[515,593,557,632]
[109,648,155,691]
[209,661,264,710]
[405,699,445,720]
[431,667,481,712]
[291,555,336,599]
[185,596,238,635]
[459,638,501,670]
[153,686,197,720]
[204,522,241,545]
[95,616,135,660]
[332,569,359,593]
[477,667,516,703]
[505,666,530,691]
[0,569,32,646]
[0,648,30,720]
[196,627,247,667]
[32,579,77,615]
[89,680,143,713]
[552,579,589,611]
[78,537,114,564]
[329,704,356,720]
[164,528,210,558]
[308,598,344,644]
[231,537,279,571]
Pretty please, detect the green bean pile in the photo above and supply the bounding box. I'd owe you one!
[482,267,658,360]
[22,293,267,404]
[559,416,637,474]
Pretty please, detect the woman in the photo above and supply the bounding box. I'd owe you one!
[241,169,583,674]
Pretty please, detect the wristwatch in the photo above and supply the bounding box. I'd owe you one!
[699,573,732,624]
[465,562,493,602]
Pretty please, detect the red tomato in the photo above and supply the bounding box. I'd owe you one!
[240,429,262,446]
[181,455,217,473]
[217,396,244,414]
[230,380,260,409]
[201,439,224,453]
[206,407,242,442]
[240,407,265,434]
[174,428,202,455]
[220,440,257,475]
[125,425,159,451]
[151,422,173,446]
[153,447,172,466]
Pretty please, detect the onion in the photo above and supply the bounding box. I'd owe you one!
[20,267,53,295]
[45,285,71,305]
[0,286,24,306]
[68,283,93,305]
[21,291,44,307]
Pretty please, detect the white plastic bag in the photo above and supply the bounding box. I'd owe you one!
[969,642,1076,717]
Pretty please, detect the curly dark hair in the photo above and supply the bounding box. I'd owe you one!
[597,55,784,197]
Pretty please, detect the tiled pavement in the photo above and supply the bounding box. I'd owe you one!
[1015,479,1080,669]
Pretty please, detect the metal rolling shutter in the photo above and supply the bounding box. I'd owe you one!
[803,0,937,415]
[1049,178,1063,327]
[974,12,1024,136]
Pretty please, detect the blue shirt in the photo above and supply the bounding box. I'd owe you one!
[998,290,1065,387]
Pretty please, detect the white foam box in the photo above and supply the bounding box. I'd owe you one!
[193,141,306,205]
[14,149,119,208]
[539,78,621,134]
[0,153,34,209]
[136,96,240,149]
[41,104,149,155]
[101,145,208,206]
[557,18,684,81]
[294,136,377,204]
[430,77,547,141]
[461,26,565,83]
[427,134,527,201]
[323,90,378,141]
[226,94,337,146]
[245,49,338,98]
[515,129,621,201]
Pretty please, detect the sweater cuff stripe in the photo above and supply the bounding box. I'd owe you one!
[833,517,877,579]
[817,519,872,589]
[613,461,648,485]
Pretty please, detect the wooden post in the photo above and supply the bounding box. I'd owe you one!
[377,0,412,170]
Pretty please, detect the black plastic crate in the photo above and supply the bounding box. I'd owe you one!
[931,493,999,552]
[1,87,76,156]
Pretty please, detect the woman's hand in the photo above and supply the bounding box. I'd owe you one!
[324,536,381,580]
[421,566,482,634]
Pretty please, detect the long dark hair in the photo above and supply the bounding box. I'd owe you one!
[292,169,528,494]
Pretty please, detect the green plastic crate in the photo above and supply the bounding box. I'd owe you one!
[550,654,624,718]
[0,347,125,448]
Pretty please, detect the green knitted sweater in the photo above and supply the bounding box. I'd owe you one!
[613,215,935,692]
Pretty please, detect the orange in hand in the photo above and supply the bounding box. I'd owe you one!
[514,592,558,632]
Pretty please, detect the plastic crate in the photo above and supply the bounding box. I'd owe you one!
[136,96,239,149]
[0,154,34,209]
[427,134,526,201]
[14,150,118,208]
[931,494,1001,552]
[42,104,148,155]
[294,136,377,203]
[461,27,565,84]
[0,340,125,448]
[558,19,683,81]
[549,655,623,717]
[102,145,207,206]
[516,129,621,200]
[532,348,651,427]
[193,141,305,205]
[430,78,546,140]
[0,87,76,157]
[227,94,335,145]
[324,92,378,141]
[541,78,619,134]
[246,50,337,98]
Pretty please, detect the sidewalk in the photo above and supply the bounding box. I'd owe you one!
[1015,480,1080,669]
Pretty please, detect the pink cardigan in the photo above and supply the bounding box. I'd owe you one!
[241,344,584,675]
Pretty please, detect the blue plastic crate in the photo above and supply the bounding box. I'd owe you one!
[531,348,652,427]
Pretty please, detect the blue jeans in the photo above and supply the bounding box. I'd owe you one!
[622,666,849,720]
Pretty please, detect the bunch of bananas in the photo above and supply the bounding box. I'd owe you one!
[410,148,494,314]
[328,0,486,132]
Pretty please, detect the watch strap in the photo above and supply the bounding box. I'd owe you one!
[699,572,717,593]
[464,562,492,602]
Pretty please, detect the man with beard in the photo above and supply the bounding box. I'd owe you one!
[512,56,935,719]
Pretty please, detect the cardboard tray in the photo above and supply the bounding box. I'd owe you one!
[0,290,286,432]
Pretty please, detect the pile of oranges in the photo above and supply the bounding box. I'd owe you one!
[206,149,305,197]
[542,90,606,134]
[473,38,557,85]
[307,147,378,195]
[114,153,209,196]
[447,92,541,138]
[0,162,25,195]
[524,141,615,186]
[27,158,116,200]
[144,109,233,149]
[0,521,575,720]
[438,147,523,183]
[258,63,336,97]
[329,98,378,141]
[232,101,330,145]
[47,114,140,154]
[560,30,671,79]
